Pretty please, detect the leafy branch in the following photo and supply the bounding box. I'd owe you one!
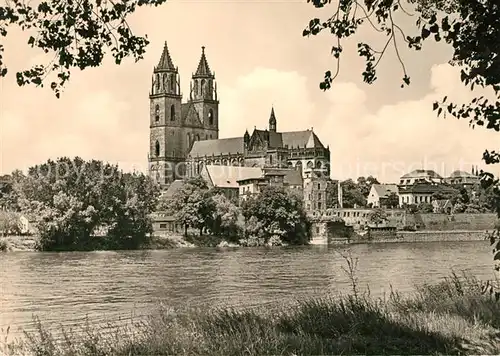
[0,0,167,97]
[304,0,500,294]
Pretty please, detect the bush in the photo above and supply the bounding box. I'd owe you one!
[0,239,8,252]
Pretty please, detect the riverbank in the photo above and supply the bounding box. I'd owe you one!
[2,274,500,355]
[0,235,37,252]
[1,229,494,252]
[353,230,490,244]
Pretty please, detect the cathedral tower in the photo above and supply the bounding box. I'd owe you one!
[269,107,277,132]
[148,42,183,186]
[189,46,219,140]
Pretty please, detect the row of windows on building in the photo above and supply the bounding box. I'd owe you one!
[154,105,215,125]
[307,192,323,201]
[306,202,323,210]
[400,195,431,204]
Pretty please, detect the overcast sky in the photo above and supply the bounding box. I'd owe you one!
[1,0,498,182]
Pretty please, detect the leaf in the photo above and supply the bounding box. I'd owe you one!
[494,251,500,261]
[433,102,439,111]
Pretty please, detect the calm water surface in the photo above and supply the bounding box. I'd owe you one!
[0,240,495,337]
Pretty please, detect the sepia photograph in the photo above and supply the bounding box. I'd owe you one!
[1,0,500,354]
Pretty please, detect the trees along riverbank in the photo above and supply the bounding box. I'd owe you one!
[0,160,312,251]
[158,176,311,247]
[0,157,160,251]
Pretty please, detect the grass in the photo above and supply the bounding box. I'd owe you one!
[2,273,500,356]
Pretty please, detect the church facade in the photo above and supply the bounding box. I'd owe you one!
[148,43,331,186]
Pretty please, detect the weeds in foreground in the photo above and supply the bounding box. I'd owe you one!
[3,248,500,356]
[0,238,8,252]
[3,280,500,356]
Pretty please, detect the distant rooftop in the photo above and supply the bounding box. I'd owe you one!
[400,169,443,179]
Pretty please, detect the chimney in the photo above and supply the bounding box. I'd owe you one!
[337,180,343,208]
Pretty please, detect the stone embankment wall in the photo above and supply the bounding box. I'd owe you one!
[406,213,498,231]
[396,230,489,243]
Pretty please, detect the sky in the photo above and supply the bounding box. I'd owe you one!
[0,0,499,183]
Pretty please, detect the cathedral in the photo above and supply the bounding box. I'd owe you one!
[148,42,331,187]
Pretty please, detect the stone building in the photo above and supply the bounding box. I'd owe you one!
[399,169,444,186]
[147,42,331,187]
[445,169,480,186]
[303,169,328,212]
[148,42,220,186]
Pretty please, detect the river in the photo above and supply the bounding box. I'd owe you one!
[0,240,496,339]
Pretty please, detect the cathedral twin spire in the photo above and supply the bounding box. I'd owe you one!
[152,42,217,101]
[155,41,176,72]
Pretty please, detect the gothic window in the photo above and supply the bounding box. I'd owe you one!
[209,134,212,139]
[201,79,205,96]
[156,74,160,91]
[170,105,175,121]
[194,81,198,95]
[155,104,160,122]
[316,161,322,169]
[269,155,273,165]
[155,141,160,157]
[195,134,200,141]
[187,133,191,148]
[170,74,175,92]
[163,74,168,92]
[208,109,214,125]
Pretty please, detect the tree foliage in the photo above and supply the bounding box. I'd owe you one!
[384,191,400,208]
[0,0,167,97]
[357,175,379,197]
[241,185,311,245]
[304,0,500,286]
[367,207,387,225]
[304,0,499,188]
[0,210,22,236]
[159,177,242,238]
[13,157,159,250]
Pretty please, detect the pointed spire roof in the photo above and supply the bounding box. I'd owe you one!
[193,46,213,78]
[156,41,176,72]
[269,107,276,124]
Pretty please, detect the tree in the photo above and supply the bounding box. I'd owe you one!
[367,207,387,226]
[242,186,311,245]
[357,176,380,197]
[303,0,499,202]
[14,157,159,250]
[340,179,367,208]
[431,186,461,205]
[325,180,339,208]
[418,202,434,213]
[0,210,22,236]
[304,0,500,282]
[0,173,22,211]
[0,0,167,97]
[162,176,211,237]
[207,193,242,240]
[384,192,400,208]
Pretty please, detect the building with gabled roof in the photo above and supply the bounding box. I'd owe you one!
[147,42,331,188]
[367,184,399,208]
